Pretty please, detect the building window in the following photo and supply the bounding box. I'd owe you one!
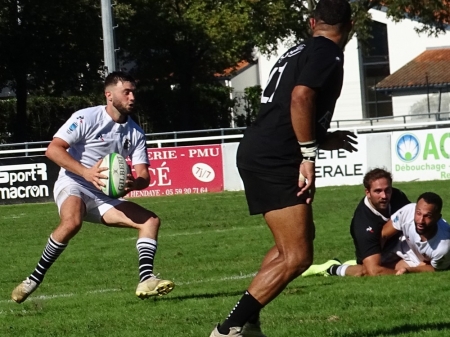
[359,21,393,118]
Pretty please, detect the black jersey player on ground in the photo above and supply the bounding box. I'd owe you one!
[302,168,411,277]
[210,1,355,336]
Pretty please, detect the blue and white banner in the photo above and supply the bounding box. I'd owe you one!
[392,130,450,182]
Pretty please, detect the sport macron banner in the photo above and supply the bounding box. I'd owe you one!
[0,156,60,205]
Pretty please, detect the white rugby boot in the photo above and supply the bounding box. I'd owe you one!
[210,324,243,337]
[11,277,39,303]
[135,274,174,299]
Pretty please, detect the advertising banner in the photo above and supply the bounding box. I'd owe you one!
[0,156,59,205]
[392,129,450,182]
[126,145,224,198]
[315,135,367,187]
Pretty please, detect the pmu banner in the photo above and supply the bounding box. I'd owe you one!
[0,156,60,205]
[392,129,450,182]
[126,144,224,198]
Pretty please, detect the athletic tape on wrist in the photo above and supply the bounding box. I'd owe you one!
[299,172,306,182]
[298,140,318,163]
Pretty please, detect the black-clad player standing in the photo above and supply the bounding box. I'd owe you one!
[210,1,356,336]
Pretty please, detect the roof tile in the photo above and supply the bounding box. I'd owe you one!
[376,47,450,90]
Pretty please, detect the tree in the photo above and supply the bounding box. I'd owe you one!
[0,0,104,142]
[410,93,450,115]
[1,0,448,139]
[117,0,449,131]
[351,0,449,52]
[234,85,262,127]
[116,0,312,131]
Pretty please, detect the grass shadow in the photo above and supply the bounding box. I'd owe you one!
[159,281,335,302]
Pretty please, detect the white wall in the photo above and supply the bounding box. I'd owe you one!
[229,63,261,117]
[230,64,260,92]
[222,143,243,191]
[334,37,363,121]
[370,9,450,117]
[396,92,450,117]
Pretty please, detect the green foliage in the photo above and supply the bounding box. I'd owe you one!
[0,0,448,137]
[383,0,449,36]
[0,95,104,142]
[134,82,234,132]
[0,0,105,141]
[351,0,449,50]
[234,85,262,127]
[1,180,450,336]
[0,99,12,143]
[115,0,314,131]
[0,0,104,93]
[190,82,235,129]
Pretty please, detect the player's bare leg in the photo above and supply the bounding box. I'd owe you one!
[11,196,84,303]
[102,202,174,298]
[241,245,278,336]
[248,203,314,303]
[52,196,85,243]
[211,204,314,336]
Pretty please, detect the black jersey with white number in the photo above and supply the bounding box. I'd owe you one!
[237,36,344,176]
[350,188,410,264]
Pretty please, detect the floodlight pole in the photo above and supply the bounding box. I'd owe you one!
[101,0,116,74]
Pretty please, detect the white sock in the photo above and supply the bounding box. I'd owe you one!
[337,264,350,277]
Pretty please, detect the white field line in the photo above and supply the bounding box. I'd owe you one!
[1,210,56,220]
[164,226,265,237]
[1,213,27,220]
[0,272,255,307]
[1,218,261,310]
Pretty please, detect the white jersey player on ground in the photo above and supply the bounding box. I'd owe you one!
[11,71,174,304]
[382,192,450,274]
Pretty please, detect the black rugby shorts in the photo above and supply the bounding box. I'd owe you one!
[238,168,307,215]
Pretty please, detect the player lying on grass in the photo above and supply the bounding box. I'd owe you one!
[305,191,450,276]
[381,192,450,274]
[11,71,174,304]
[302,168,410,277]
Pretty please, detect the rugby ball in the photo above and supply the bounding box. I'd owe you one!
[100,153,129,198]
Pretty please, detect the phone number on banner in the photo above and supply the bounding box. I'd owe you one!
[127,187,209,198]
[165,187,208,195]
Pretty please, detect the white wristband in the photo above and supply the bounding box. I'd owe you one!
[298,140,318,163]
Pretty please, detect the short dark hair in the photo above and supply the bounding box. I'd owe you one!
[363,168,392,190]
[314,0,352,25]
[104,71,136,89]
[417,192,443,214]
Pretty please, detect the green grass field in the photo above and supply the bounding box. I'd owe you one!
[2,180,450,336]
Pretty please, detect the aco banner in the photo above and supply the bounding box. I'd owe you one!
[392,129,450,182]
[0,156,60,205]
[126,145,224,198]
